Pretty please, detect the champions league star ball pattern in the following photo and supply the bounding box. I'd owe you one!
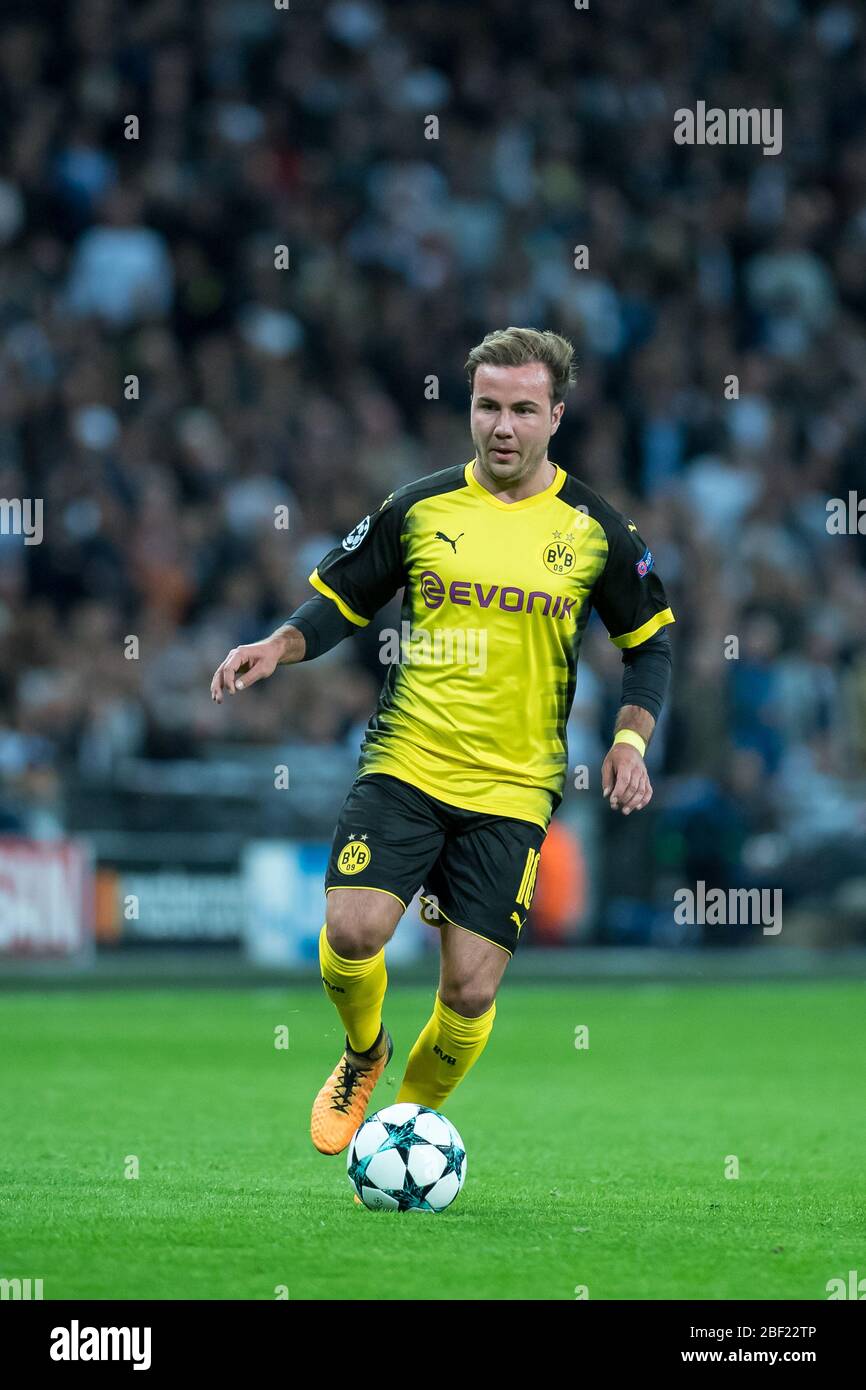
[348,1103,467,1212]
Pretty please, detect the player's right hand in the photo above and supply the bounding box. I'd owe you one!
[210,640,280,703]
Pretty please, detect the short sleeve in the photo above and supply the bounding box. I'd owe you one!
[591,514,675,648]
[308,493,405,627]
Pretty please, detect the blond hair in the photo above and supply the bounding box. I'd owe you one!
[465,327,577,406]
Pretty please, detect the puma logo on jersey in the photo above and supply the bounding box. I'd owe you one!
[434,530,464,552]
[510,911,527,931]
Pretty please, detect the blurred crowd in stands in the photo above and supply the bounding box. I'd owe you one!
[2,0,866,904]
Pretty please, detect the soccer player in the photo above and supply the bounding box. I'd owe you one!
[210,327,674,1156]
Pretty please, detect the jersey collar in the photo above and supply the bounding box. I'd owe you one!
[464,458,566,511]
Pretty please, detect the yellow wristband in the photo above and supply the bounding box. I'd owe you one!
[613,728,646,758]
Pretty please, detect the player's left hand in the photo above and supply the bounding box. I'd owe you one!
[601,744,652,815]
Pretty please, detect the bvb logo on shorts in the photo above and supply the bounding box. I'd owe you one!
[542,534,576,576]
[337,840,371,875]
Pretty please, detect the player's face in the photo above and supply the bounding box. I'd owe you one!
[470,363,564,488]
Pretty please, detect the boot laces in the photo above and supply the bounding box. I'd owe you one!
[331,1056,366,1114]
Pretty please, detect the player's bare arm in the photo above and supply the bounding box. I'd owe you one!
[602,704,656,816]
[210,622,306,703]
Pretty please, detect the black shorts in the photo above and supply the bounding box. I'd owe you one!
[324,772,547,955]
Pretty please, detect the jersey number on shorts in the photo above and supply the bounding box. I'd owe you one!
[512,847,541,933]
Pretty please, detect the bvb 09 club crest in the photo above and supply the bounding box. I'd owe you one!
[338,840,371,874]
[542,531,576,576]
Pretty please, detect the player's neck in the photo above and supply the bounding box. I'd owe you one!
[472,456,556,503]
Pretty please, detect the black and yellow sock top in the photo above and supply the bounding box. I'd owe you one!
[309,459,674,831]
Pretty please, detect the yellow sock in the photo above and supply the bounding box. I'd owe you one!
[396,993,496,1109]
[318,924,387,1053]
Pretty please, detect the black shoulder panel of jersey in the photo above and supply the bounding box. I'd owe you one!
[556,472,627,534]
[556,472,675,648]
[309,464,469,626]
[386,462,469,519]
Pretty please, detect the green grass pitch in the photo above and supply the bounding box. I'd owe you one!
[1,981,863,1300]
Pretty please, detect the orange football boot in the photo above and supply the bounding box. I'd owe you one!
[310,1025,393,1155]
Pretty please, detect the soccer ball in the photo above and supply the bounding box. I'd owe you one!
[347,1102,467,1212]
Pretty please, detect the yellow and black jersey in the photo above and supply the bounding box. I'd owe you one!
[308,459,674,832]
